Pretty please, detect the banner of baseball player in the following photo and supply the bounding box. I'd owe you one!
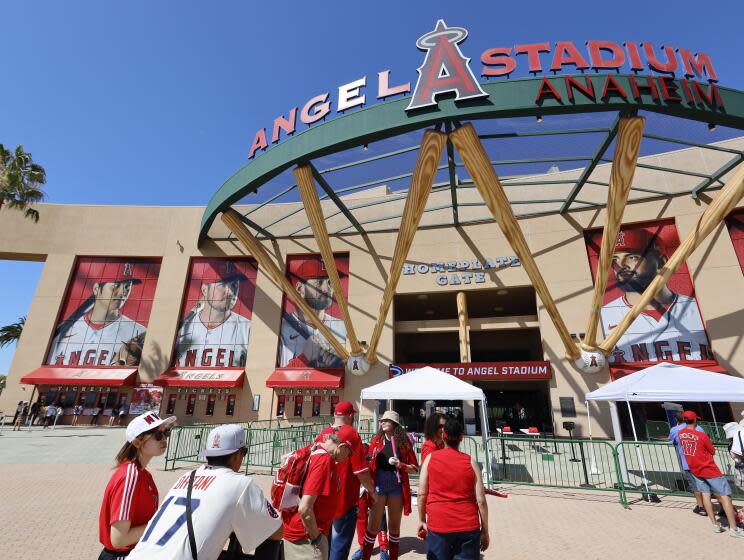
[46,258,161,367]
[725,209,744,275]
[278,254,349,369]
[174,258,258,368]
[129,383,164,415]
[585,219,715,366]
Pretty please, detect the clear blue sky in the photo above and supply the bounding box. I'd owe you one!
[1,0,742,372]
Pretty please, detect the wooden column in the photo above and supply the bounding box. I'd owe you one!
[599,161,744,354]
[221,208,349,362]
[294,165,363,356]
[364,130,447,364]
[457,291,471,362]
[450,123,580,360]
[582,116,645,349]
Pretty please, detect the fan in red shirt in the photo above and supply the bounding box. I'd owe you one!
[678,411,744,537]
[420,412,446,464]
[98,412,176,559]
[282,432,353,560]
[314,401,377,560]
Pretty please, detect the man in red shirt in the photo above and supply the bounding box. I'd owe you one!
[315,401,378,560]
[283,432,353,560]
[678,411,744,537]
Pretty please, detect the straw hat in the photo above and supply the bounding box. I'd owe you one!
[380,410,400,425]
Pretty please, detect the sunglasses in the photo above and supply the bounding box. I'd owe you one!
[141,428,171,441]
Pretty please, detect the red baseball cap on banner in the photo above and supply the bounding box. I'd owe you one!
[334,401,357,416]
[201,261,248,284]
[614,229,665,255]
[86,261,143,284]
[682,410,698,421]
[293,258,348,280]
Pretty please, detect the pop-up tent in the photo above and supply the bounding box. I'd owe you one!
[585,362,744,492]
[360,366,490,477]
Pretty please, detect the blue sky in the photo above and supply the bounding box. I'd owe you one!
[1,0,743,373]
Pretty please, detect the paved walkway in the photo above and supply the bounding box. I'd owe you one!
[0,428,742,559]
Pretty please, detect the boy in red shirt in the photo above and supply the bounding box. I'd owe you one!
[678,411,744,537]
[282,432,353,560]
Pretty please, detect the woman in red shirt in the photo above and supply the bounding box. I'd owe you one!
[362,411,418,560]
[418,416,489,560]
[98,412,176,560]
[420,412,446,464]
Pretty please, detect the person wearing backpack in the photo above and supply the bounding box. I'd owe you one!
[282,431,353,560]
[129,424,283,560]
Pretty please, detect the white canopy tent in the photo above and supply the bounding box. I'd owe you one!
[360,366,491,478]
[585,362,744,493]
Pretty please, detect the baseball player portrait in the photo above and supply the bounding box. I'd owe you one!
[47,260,154,367]
[597,226,714,364]
[175,260,255,368]
[279,257,347,369]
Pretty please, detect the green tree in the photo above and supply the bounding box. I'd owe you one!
[0,316,25,348]
[0,144,46,222]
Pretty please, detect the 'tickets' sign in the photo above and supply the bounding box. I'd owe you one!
[389,361,552,380]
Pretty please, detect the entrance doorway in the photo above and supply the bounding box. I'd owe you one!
[393,400,464,433]
[475,381,553,434]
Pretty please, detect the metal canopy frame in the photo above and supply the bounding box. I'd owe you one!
[200,75,744,244]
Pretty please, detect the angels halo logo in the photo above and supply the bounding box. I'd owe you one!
[407,19,488,111]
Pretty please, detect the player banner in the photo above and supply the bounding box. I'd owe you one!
[725,209,744,275]
[174,258,258,368]
[278,254,349,369]
[129,383,163,415]
[585,219,714,365]
[47,257,161,367]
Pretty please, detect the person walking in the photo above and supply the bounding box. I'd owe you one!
[98,411,176,559]
[28,401,40,427]
[118,404,129,426]
[352,443,388,560]
[13,402,28,431]
[669,413,707,516]
[12,401,23,426]
[362,411,418,560]
[417,417,490,560]
[678,411,744,537]
[421,413,446,464]
[314,401,377,560]
[91,406,102,426]
[129,424,283,560]
[72,404,82,426]
[282,432,353,560]
[110,407,119,427]
[43,403,56,429]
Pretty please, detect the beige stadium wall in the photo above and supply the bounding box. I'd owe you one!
[0,181,744,437]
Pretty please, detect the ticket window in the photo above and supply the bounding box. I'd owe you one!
[186,394,197,416]
[294,395,303,417]
[83,392,97,408]
[166,394,177,415]
[276,395,286,417]
[45,390,58,405]
[206,394,216,416]
[312,395,321,417]
[97,392,108,408]
[56,391,67,406]
[226,395,236,416]
[117,394,128,408]
[330,396,339,415]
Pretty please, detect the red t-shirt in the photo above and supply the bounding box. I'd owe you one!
[99,461,159,552]
[678,428,721,478]
[282,449,339,541]
[426,448,480,533]
[421,439,444,464]
[315,424,369,518]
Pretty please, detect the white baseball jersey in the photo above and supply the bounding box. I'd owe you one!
[47,314,146,366]
[175,312,250,367]
[600,294,713,364]
[129,465,281,560]
[279,311,346,368]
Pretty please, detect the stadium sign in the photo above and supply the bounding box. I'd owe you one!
[390,361,552,380]
[247,20,721,158]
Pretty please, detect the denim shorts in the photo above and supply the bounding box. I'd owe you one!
[682,470,698,492]
[375,470,403,497]
[691,474,732,496]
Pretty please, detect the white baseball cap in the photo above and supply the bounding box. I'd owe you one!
[199,424,247,457]
[125,412,177,443]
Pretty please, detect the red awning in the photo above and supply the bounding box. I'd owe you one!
[610,360,727,380]
[266,368,344,389]
[20,367,138,387]
[154,368,245,388]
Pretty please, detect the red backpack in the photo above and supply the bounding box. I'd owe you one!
[271,444,314,511]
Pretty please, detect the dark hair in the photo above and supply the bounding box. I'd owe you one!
[207,448,245,467]
[114,426,160,466]
[675,414,684,424]
[423,412,446,441]
[443,417,464,449]
[376,421,411,451]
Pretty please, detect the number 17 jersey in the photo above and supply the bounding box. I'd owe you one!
[128,465,281,560]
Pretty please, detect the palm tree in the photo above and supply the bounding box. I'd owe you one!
[0,316,25,348]
[0,144,46,222]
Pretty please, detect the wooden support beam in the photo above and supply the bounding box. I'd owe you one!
[582,116,645,349]
[457,291,470,362]
[599,161,744,354]
[450,123,580,360]
[364,130,447,364]
[221,208,350,362]
[294,165,363,356]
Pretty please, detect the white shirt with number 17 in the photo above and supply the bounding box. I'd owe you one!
[128,465,281,560]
